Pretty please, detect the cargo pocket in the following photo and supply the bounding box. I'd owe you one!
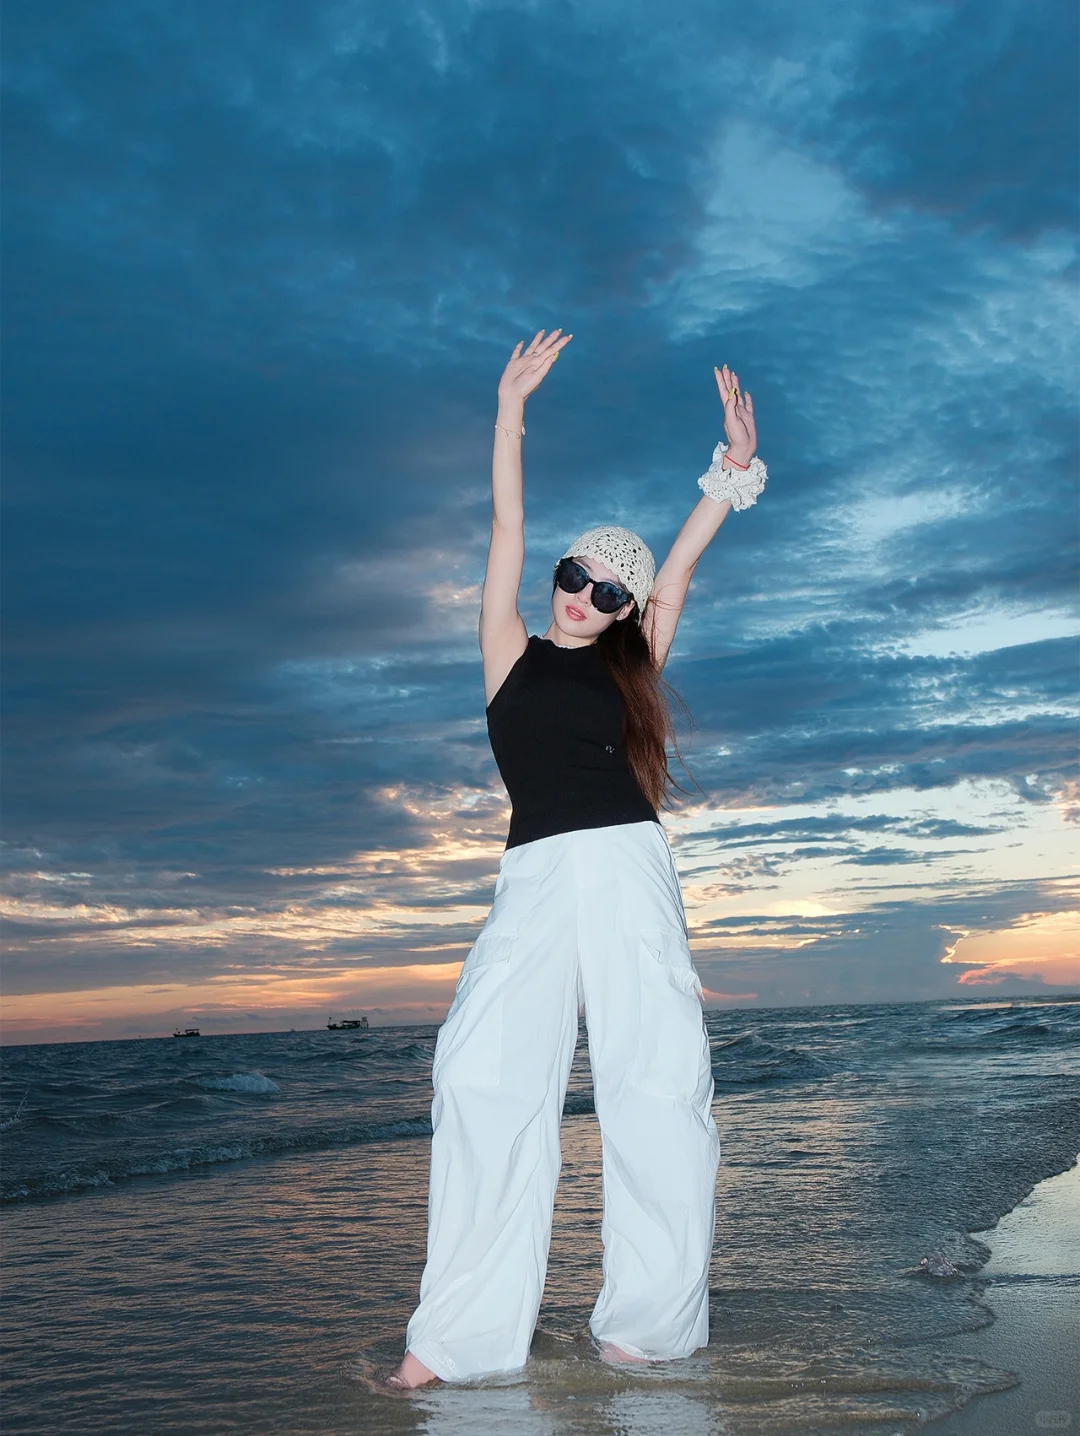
[633,927,709,1101]
[431,932,516,1090]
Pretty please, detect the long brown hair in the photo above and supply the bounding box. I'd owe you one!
[593,599,702,813]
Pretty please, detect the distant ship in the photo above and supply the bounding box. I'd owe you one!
[327,1014,369,1031]
[172,1027,201,1038]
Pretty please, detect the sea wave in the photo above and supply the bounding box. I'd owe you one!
[1,1113,433,1204]
[940,1001,1079,1037]
[562,1092,596,1117]
[36,1109,143,1134]
[197,1072,280,1094]
[0,1090,30,1132]
[996,1019,1050,1037]
[711,1032,832,1084]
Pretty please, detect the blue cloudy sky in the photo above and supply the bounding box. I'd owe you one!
[2,0,1077,1041]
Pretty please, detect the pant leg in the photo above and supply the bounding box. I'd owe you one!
[576,821,720,1360]
[405,832,581,1383]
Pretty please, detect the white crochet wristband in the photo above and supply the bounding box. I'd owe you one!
[697,441,767,511]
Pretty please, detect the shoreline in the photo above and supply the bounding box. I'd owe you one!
[928,1156,1080,1434]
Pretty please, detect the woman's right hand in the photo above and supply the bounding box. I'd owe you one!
[714,363,757,463]
[497,329,573,405]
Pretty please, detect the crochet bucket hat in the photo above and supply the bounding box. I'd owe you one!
[558,525,656,615]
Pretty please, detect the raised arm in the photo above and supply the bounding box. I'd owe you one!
[643,366,760,671]
[480,328,573,706]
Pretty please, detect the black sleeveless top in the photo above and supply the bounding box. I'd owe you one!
[485,634,660,849]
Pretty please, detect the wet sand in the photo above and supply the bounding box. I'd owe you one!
[929,1158,1080,1435]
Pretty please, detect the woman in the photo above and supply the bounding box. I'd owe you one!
[384,329,766,1390]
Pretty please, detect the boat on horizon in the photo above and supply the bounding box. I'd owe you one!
[172,1027,201,1038]
[326,1014,369,1031]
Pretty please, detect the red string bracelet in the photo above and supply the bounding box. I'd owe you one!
[723,453,752,470]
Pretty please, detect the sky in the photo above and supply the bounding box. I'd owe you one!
[2,0,1077,1043]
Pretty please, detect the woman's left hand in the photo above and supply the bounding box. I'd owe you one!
[714,364,756,462]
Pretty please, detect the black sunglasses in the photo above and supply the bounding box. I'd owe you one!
[553,557,633,614]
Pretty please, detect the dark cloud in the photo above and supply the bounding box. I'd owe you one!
[825,0,1079,240]
[695,878,1080,1006]
[841,847,925,867]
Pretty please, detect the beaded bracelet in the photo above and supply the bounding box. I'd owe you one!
[494,421,526,439]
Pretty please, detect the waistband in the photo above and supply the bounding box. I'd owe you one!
[498,817,673,874]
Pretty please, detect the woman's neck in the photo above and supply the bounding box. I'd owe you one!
[541,623,596,649]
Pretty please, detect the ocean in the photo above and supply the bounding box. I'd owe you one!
[1,996,1077,1434]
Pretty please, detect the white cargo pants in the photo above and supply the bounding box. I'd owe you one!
[405,818,720,1383]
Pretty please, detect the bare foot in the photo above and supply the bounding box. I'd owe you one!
[597,1340,650,1364]
[379,1350,440,1392]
